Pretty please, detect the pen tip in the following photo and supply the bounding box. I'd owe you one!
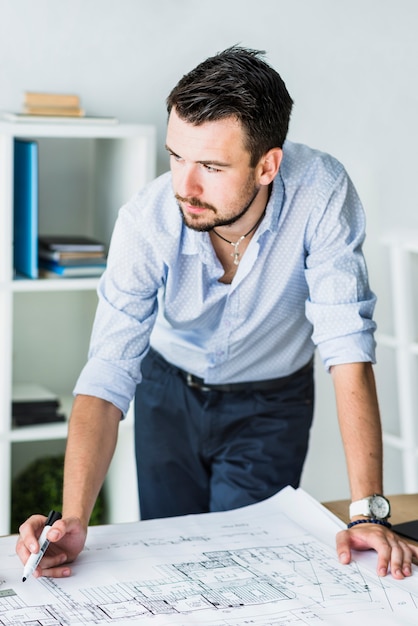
[22,577,26,582]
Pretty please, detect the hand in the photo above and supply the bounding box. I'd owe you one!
[16,514,87,579]
[336,522,418,579]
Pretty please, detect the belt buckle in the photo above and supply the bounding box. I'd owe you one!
[186,373,211,392]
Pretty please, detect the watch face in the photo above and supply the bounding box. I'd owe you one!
[370,495,390,519]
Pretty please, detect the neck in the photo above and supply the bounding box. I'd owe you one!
[214,185,269,241]
[211,206,267,267]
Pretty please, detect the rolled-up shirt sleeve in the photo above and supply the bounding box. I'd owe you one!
[304,169,377,370]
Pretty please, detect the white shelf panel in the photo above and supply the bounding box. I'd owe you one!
[12,277,99,292]
[0,120,155,141]
[9,421,69,443]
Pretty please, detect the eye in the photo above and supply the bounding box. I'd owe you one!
[202,163,221,173]
[166,148,183,163]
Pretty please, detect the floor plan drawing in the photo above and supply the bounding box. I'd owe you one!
[1,488,417,625]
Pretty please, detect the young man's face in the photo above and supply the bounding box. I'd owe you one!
[166,108,262,232]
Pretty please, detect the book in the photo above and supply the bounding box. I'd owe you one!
[13,139,38,279]
[2,112,118,125]
[39,248,106,265]
[23,106,85,117]
[38,234,106,253]
[24,91,80,108]
[12,383,65,426]
[39,259,106,278]
[39,249,105,260]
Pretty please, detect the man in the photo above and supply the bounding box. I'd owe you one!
[17,46,418,579]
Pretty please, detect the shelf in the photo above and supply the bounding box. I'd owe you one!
[0,120,155,140]
[12,276,100,292]
[6,395,136,444]
[0,120,156,534]
[9,421,69,443]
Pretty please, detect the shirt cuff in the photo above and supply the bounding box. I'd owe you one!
[73,357,138,416]
[317,332,376,371]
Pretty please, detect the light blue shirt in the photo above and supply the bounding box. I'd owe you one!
[74,141,376,415]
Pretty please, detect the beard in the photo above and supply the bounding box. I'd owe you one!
[175,177,261,233]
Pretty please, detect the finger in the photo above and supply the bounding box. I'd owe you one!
[407,542,418,564]
[336,530,352,564]
[16,515,49,564]
[15,537,31,565]
[18,514,49,553]
[32,550,68,572]
[21,552,68,581]
[34,563,72,579]
[384,541,405,579]
[44,520,66,544]
[395,541,414,578]
[45,516,84,542]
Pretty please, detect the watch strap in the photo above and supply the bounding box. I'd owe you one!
[349,498,371,518]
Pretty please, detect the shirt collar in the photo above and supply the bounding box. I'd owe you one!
[256,172,285,237]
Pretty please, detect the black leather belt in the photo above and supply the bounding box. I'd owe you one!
[179,358,313,393]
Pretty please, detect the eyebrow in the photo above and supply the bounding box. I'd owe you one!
[165,144,231,168]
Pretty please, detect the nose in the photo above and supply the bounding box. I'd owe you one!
[176,164,203,199]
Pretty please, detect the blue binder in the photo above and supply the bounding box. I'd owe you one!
[13,139,39,278]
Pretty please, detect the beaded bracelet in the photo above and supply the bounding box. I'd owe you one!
[347,518,392,529]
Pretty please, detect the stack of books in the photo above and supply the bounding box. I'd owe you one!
[3,91,118,124]
[12,383,66,427]
[23,92,84,118]
[38,235,107,278]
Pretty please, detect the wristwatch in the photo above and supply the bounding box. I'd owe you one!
[349,494,391,520]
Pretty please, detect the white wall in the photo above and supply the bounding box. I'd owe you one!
[2,0,417,502]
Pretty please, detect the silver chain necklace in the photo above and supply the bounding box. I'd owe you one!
[211,212,265,265]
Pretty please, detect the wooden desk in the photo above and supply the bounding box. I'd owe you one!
[323,493,418,525]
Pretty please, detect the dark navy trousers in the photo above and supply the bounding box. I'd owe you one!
[134,348,314,520]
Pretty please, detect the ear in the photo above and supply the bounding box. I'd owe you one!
[256,148,283,185]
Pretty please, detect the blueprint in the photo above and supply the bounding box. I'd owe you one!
[1,487,417,625]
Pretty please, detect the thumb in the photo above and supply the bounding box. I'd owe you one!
[45,517,74,543]
[336,529,352,565]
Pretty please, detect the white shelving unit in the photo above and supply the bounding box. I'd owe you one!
[376,229,418,493]
[0,120,156,534]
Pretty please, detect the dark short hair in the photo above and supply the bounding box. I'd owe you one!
[166,45,294,167]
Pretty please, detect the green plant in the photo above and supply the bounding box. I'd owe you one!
[11,454,106,533]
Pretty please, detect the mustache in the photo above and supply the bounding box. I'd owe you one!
[175,194,215,212]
